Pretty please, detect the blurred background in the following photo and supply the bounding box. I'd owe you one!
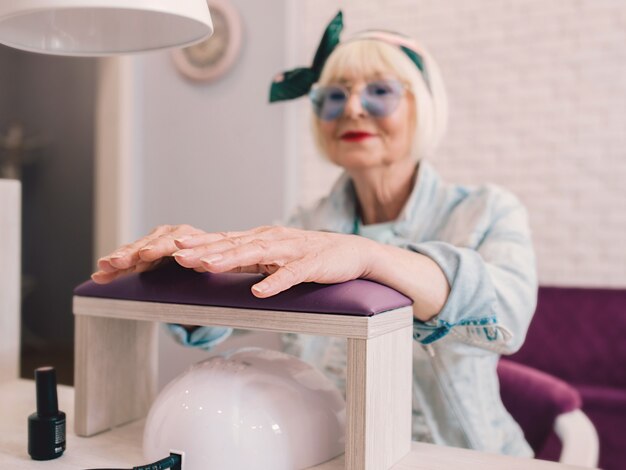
[1,0,624,390]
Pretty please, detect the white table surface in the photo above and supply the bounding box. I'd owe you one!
[0,379,588,470]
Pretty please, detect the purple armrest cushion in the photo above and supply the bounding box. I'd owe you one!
[74,260,412,317]
[498,358,581,454]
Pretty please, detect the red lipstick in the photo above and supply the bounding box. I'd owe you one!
[340,131,374,142]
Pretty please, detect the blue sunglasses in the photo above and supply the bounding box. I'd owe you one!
[309,79,407,121]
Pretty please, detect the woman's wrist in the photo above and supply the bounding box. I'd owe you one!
[363,240,449,322]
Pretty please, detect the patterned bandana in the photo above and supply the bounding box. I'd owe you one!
[269,11,430,103]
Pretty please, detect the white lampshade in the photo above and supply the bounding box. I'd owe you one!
[0,0,213,56]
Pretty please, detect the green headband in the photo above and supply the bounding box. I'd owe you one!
[269,11,430,103]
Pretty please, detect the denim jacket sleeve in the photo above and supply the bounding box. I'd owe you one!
[394,194,537,354]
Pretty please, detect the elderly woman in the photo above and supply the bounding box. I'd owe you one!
[92,12,537,457]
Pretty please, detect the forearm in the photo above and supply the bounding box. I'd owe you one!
[362,239,450,322]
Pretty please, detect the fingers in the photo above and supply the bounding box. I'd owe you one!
[137,225,204,263]
[93,225,203,283]
[98,225,170,270]
[251,260,309,298]
[97,257,118,273]
[173,227,331,298]
[173,229,255,249]
[172,226,290,269]
[172,231,246,267]
[91,259,163,284]
[196,238,296,273]
[91,267,135,284]
[172,226,312,298]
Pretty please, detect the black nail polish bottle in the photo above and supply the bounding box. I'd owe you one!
[28,367,66,460]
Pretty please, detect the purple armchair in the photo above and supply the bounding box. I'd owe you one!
[507,287,626,470]
[498,358,598,466]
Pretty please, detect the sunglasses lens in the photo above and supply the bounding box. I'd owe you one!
[362,80,404,117]
[309,80,404,120]
[309,86,347,121]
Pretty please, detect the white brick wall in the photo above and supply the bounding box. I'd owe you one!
[290,0,626,287]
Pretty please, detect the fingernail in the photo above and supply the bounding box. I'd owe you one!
[201,254,223,264]
[173,250,190,258]
[252,284,268,294]
[139,245,154,252]
[175,236,191,244]
[110,253,124,259]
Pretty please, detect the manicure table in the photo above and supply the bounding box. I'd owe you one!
[0,262,589,469]
[0,378,589,470]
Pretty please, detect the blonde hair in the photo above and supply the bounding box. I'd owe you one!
[312,38,448,160]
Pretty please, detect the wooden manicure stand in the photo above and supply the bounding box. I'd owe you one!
[72,262,413,470]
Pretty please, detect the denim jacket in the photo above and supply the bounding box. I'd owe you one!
[167,160,537,456]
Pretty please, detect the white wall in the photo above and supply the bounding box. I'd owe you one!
[105,0,292,386]
[293,0,626,288]
[135,0,291,234]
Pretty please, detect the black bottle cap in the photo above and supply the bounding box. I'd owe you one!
[35,367,59,417]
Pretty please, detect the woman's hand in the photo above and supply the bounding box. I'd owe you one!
[91,223,449,321]
[91,224,206,284]
[174,225,448,321]
[171,225,374,298]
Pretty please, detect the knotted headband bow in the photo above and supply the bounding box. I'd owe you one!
[269,11,430,103]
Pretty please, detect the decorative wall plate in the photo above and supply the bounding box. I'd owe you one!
[172,0,243,83]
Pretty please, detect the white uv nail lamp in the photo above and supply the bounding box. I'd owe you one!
[143,348,346,470]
